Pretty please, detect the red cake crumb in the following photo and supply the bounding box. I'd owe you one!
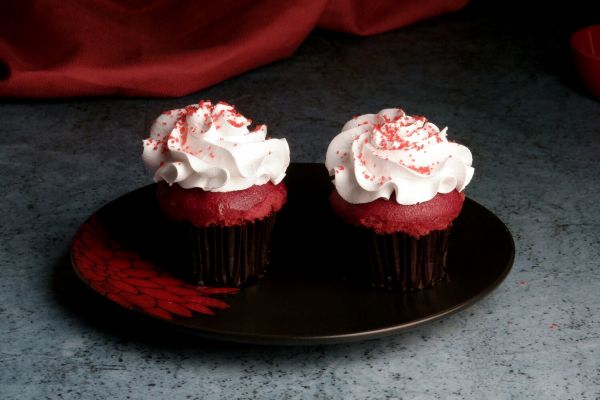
[157,182,287,227]
[329,189,465,237]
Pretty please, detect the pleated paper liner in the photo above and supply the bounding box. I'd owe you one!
[365,227,451,291]
[172,215,277,287]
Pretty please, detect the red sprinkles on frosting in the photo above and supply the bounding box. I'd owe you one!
[408,165,432,174]
[347,109,450,175]
[227,118,245,128]
[148,100,264,158]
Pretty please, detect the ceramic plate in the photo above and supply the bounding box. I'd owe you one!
[70,163,514,345]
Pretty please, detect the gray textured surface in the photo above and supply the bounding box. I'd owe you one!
[2,3,600,400]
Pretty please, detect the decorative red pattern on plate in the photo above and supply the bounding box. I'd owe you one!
[71,215,239,320]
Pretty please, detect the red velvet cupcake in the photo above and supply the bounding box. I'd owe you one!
[325,108,474,290]
[143,100,290,286]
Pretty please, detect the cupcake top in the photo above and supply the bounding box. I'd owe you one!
[325,108,474,205]
[143,100,290,192]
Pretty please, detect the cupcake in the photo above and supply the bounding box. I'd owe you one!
[325,108,474,290]
[142,100,290,287]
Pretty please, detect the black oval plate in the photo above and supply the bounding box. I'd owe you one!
[71,163,514,345]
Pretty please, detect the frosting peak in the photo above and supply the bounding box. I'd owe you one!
[143,100,290,192]
[325,108,474,205]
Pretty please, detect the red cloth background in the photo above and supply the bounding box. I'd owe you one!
[0,0,468,98]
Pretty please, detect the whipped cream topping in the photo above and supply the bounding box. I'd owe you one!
[143,100,290,192]
[325,108,474,205]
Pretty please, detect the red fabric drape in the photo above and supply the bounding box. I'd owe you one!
[0,0,468,98]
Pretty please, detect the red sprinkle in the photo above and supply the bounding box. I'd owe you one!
[227,118,246,128]
[407,165,432,174]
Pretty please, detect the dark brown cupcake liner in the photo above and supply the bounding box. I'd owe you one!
[365,227,451,291]
[174,215,277,287]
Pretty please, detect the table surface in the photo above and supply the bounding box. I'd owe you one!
[2,3,600,399]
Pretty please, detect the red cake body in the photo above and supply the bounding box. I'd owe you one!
[157,181,287,227]
[329,189,465,237]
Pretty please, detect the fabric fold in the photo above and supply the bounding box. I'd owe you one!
[0,0,468,97]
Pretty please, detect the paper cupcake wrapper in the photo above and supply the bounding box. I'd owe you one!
[178,215,276,287]
[366,227,451,291]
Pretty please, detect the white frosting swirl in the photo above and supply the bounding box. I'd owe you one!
[325,108,474,205]
[142,100,290,192]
